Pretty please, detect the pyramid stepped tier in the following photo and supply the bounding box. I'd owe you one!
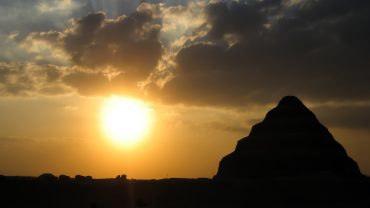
[215,96,362,179]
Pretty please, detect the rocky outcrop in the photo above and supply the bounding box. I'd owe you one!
[215,96,362,179]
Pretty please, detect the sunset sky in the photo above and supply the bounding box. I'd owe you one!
[0,0,370,179]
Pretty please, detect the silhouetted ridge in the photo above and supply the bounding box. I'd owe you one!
[278,95,305,107]
[264,95,316,122]
[215,96,362,179]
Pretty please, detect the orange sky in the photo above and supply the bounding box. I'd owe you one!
[1,0,370,179]
[0,95,369,179]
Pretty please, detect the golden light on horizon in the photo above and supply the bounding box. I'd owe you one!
[101,96,152,147]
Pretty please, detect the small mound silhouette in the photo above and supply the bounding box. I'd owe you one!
[215,96,362,179]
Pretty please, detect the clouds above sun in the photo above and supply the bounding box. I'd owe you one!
[158,0,370,106]
[1,0,370,110]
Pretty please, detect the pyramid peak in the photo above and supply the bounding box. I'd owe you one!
[278,96,304,107]
[263,96,313,122]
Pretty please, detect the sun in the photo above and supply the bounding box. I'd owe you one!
[101,96,152,147]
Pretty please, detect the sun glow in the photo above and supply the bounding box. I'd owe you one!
[101,96,152,147]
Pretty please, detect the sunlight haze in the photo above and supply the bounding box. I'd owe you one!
[0,0,370,179]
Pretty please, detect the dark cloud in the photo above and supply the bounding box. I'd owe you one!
[0,0,82,37]
[2,0,370,108]
[62,70,147,97]
[157,0,370,106]
[29,8,164,96]
[202,121,249,133]
[83,0,141,17]
[206,0,266,40]
[313,105,370,130]
[0,1,165,97]
[0,63,69,96]
[64,11,162,73]
[62,71,111,96]
[0,0,96,65]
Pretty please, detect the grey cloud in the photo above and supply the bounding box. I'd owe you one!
[0,0,82,36]
[85,0,141,17]
[0,62,69,96]
[206,0,266,40]
[0,0,87,65]
[62,70,147,97]
[27,9,164,96]
[0,1,171,97]
[156,0,370,106]
[81,0,192,19]
[64,10,162,74]
[313,105,370,130]
[203,121,249,133]
[62,71,111,96]
[2,0,370,108]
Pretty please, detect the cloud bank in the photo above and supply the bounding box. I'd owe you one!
[0,0,369,108]
[158,0,370,106]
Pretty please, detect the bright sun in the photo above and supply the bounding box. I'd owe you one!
[101,96,152,147]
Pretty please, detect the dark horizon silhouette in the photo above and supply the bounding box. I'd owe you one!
[2,0,370,207]
[1,96,370,207]
[215,96,362,179]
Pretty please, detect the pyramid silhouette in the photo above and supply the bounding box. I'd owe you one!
[215,96,362,179]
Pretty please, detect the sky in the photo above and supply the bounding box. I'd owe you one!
[0,0,370,179]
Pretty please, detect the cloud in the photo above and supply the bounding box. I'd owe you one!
[65,11,162,72]
[0,0,208,98]
[153,0,370,106]
[0,0,82,37]
[62,71,110,96]
[0,1,192,98]
[313,104,370,130]
[202,121,249,133]
[0,62,70,96]
[17,6,164,96]
[1,0,370,109]
[0,137,31,144]
[0,0,84,68]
